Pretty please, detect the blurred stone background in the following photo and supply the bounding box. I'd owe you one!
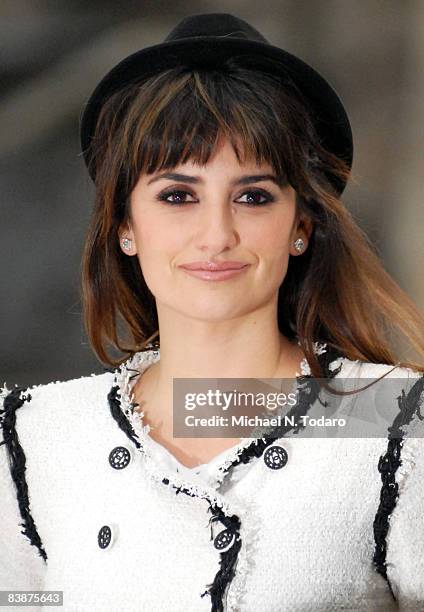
[1,0,423,387]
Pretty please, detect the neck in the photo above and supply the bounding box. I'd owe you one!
[133,301,306,434]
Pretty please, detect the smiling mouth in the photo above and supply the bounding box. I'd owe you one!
[179,261,249,271]
[180,265,250,281]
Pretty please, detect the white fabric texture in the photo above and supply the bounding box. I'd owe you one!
[0,343,423,612]
[147,435,237,486]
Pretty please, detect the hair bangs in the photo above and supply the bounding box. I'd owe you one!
[124,67,292,193]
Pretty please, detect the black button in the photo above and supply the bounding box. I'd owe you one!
[214,528,236,550]
[98,525,112,549]
[109,446,131,469]
[263,445,288,470]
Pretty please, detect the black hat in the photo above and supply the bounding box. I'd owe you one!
[80,12,353,194]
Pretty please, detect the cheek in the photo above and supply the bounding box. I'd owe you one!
[133,212,181,258]
[132,214,182,295]
[248,215,292,260]
[249,215,294,289]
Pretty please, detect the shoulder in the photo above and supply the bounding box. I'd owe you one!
[324,357,423,440]
[1,368,115,406]
[347,358,423,415]
[0,369,117,446]
[337,358,422,412]
[336,356,423,381]
[0,370,118,571]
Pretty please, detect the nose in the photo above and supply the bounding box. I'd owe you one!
[194,201,239,253]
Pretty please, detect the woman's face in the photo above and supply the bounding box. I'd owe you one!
[120,137,312,322]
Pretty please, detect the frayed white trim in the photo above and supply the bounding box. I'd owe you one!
[296,340,329,376]
[113,349,241,515]
[0,383,11,432]
[0,382,11,400]
[313,341,328,356]
[396,378,424,490]
[328,356,344,372]
[0,383,31,430]
[114,341,333,491]
[395,440,416,491]
[210,438,265,490]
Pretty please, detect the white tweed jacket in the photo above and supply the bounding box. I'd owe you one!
[1,343,423,612]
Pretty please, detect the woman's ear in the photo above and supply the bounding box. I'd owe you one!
[118,221,137,256]
[289,215,313,256]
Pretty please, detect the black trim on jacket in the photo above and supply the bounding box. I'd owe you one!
[0,386,48,562]
[373,373,424,601]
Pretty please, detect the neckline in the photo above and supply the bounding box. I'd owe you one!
[116,338,330,426]
[111,340,338,486]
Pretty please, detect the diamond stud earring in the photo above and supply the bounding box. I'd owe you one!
[294,238,305,253]
[122,238,132,251]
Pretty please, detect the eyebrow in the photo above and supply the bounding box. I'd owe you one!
[146,172,287,188]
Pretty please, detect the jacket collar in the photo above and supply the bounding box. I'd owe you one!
[109,340,344,489]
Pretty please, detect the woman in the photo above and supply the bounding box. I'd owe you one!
[1,12,423,612]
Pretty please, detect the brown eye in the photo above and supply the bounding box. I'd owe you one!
[156,189,196,205]
[236,190,274,206]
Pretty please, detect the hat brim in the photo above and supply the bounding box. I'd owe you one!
[79,36,353,193]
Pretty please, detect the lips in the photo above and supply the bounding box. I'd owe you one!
[179,261,248,271]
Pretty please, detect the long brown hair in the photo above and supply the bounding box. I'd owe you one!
[80,57,424,376]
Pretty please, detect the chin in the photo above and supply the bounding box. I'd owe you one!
[179,300,247,322]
